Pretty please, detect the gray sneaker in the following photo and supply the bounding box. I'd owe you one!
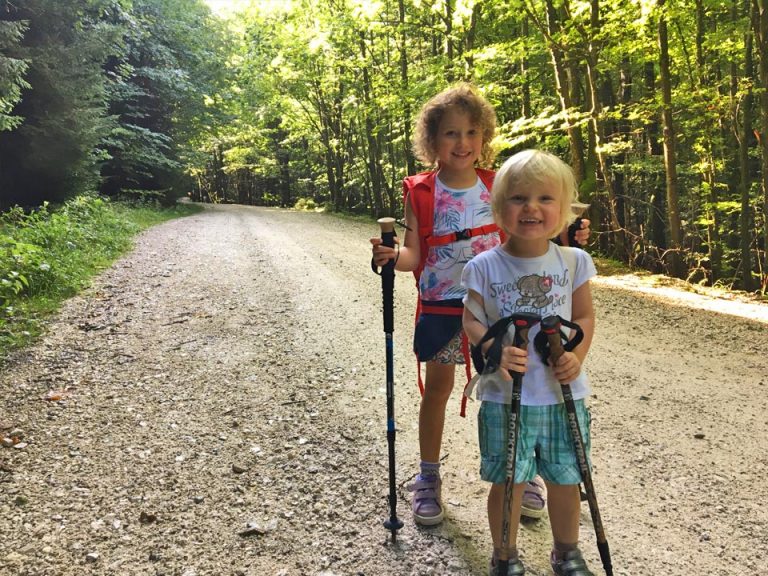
[488,556,525,576]
[550,549,595,576]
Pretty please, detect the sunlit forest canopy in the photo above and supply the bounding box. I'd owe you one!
[1,0,766,292]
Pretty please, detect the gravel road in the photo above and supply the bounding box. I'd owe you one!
[1,203,766,576]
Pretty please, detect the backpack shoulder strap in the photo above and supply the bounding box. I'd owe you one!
[476,168,506,243]
[403,171,435,208]
[476,168,496,191]
[557,244,578,288]
[403,171,436,284]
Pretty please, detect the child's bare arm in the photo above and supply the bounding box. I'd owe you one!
[462,290,489,349]
[370,197,420,272]
[463,290,526,378]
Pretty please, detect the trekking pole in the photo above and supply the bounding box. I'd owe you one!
[498,312,541,574]
[540,315,613,576]
[373,217,404,541]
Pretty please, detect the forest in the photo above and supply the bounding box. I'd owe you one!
[1,0,767,292]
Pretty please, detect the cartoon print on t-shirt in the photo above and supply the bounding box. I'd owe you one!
[490,267,571,318]
[516,274,554,309]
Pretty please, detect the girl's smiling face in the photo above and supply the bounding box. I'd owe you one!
[501,178,564,243]
[433,107,483,178]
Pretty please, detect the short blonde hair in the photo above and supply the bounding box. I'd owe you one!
[491,149,578,238]
[412,83,497,168]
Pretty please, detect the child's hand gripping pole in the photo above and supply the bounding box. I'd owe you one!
[540,316,614,576]
[375,217,403,540]
[376,217,396,332]
[498,313,541,573]
[559,202,590,247]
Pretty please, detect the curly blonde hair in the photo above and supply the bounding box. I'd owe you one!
[412,83,497,168]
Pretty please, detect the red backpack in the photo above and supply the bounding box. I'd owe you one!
[402,168,503,416]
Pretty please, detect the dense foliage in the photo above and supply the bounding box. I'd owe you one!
[1,0,766,291]
[193,0,766,292]
[0,0,230,207]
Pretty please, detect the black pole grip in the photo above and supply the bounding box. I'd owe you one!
[378,217,396,334]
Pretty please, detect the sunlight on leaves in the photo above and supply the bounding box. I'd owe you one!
[350,0,383,20]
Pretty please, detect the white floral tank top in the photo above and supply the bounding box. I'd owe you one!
[418,175,501,301]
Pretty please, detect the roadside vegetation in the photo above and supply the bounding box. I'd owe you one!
[0,197,201,361]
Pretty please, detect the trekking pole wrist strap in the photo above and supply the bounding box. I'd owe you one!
[533,315,584,363]
[471,313,542,375]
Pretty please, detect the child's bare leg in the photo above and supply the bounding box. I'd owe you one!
[547,483,596,573]
[488,482,525,556]
[408,361,456,525]
[419,361,456,461]
[545,483,581,547]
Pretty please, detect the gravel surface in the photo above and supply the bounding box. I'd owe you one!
[1,203,766,576]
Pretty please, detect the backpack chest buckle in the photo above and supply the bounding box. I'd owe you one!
[455,228,472,241]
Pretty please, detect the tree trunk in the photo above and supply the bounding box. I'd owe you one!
[658,0,686,278]
[756,0,768,291]
[566,62,587,187]
[278,149,291,208]
[321,127,338,210]
[464,3,481,80]
[543,0,586,184]
[444,0,454,81]
[583,110,606,252]
[309,74,341,211]
[583,0,625,258]
[399,0,416,177]
[644,61,667,255]
[359,32,384,217]
[696,0,722,281]
[521,19,532,118]
[331,79,346,212]
[619,57,632,232]
[740,0,756,291]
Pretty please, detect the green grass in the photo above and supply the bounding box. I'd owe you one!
[0,196,202,362]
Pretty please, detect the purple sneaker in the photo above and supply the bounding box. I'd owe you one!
[407,473,444,525]
[521,476,547,519]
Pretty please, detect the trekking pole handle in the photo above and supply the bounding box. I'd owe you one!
[372,217,397,275]
[509,313,541,377]
[541,315,565,365]
[510,315,536,358]
[378,217,396,255]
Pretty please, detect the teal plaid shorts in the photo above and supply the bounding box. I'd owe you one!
[478,400,591,485]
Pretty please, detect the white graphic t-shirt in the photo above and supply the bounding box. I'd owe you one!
[418,176,500,302]
[461,243,597,406]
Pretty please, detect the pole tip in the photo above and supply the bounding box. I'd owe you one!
[377,217,396,233]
